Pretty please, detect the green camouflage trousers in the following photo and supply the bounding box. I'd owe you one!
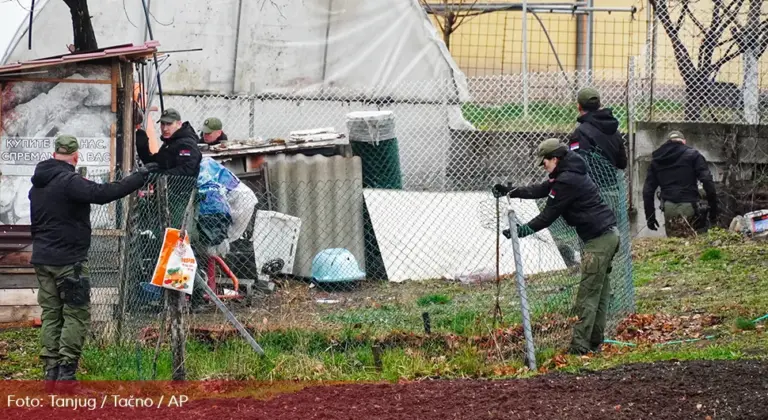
[663,202,697,238]
[35,262,91,368]
[570,227,620,354]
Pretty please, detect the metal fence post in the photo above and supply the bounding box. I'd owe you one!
[506,206,537,371]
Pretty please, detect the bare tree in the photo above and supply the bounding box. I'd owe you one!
[649,0,768,121]
[63,0,98,52]
[421,0,482,50]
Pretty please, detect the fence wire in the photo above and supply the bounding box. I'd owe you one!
[64,69,652,380]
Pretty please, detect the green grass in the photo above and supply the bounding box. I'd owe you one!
[417,294,452,307]
[461,102,630,132]
[3,228,768,381]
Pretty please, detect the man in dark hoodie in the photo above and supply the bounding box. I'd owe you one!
[493,138,620,355]
[199,117,228,147]
[136,108,202,177]
[29,135,155,382]
[567,87,627,172]
[643,130,718,237]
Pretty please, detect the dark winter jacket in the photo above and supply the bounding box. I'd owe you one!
[28,159,146,266]
[136,122,202,177]
[567,109,628,171]
[511,151,618,242]
[642,140,717,219]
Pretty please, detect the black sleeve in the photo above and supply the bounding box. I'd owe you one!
[693,152,717,214]
[526,180,577,232]
[615,134,628,170]
[511,181,550,199]
[163,139,201,177]
[135,129,156,165]
[65,172,146,205]
[642,164,659,221]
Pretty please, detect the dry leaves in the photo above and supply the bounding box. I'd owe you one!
[614,313,723,345]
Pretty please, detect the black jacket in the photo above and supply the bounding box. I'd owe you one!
[136,122,202,177]
[567,109,628,170]
[28,159,146,266]
[512,151,617,242]
[642,140,717,218]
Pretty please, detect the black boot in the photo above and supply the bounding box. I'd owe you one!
[58,360,79,381]
[43,362,60,393]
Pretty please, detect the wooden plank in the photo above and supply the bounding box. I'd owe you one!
[0,287,119,306]
[0,77,112,85]
[0,274,38,289]
[92,229,125,237]
[110,123,117,183]
[0,306,41,323]
[0,82,3,136]
[111,60,118,113]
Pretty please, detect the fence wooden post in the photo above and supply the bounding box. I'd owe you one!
[158,176,187,381]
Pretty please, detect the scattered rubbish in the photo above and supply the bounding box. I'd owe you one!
[316,299,340,304]
[289,127,344,143]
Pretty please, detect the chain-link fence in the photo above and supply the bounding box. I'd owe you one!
[65,68,644,379]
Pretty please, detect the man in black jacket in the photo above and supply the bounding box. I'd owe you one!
[567,87,628,172]
[643,130,718,237]
[136,108,202,177]
[29,135,155,382]
[493,138,620,355]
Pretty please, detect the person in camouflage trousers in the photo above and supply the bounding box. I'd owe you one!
[493,138,620,355]
[643,130,718,238]
[29,135,154,382]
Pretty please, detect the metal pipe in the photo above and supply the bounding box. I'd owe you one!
[522,0,529,118]
[507,206,537,371]
[423,3,636,13]
[586,0,594,84]
[232,0,244,94]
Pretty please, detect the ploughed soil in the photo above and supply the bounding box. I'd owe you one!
[5,360,768,419]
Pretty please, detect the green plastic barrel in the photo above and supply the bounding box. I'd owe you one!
[346,111,402,281]
[346,111,403,189]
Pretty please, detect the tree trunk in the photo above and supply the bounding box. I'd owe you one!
[63,0,98,52]
[442,13,456,50]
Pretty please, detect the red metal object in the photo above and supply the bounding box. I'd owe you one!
[204,255,242,301]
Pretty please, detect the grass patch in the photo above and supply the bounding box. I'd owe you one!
[700,248,723,261]
[417,294,452,307]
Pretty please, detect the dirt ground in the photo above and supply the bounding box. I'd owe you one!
[6,360,767,419]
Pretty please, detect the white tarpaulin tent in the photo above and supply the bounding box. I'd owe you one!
[2,0,469,100]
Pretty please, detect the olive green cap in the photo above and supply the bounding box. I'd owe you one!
[202,117,223,134]
[577,87,600,107]
[157,108,181,124]
[54,134,79,155]
[537,138,566,166]
[667,130,686,141]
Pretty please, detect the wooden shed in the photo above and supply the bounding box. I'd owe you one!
[0,42,159,327]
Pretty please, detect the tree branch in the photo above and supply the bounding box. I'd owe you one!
[713,42,742,72]
[421,0,446,34]
[650,0,696,80]
[454,0,481,31]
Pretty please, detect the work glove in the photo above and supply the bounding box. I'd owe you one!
[502,224,535,239]
[647,215,659,231]
[492,184,509,198]
[492,184,520,199]
[137,162,160,177]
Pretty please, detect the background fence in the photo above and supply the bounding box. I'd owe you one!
[72,1,768,380]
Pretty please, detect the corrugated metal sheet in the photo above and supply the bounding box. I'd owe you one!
[264,154,365,279]
[0,41,159,75]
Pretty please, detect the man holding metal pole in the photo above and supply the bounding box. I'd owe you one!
[492,138,620,355]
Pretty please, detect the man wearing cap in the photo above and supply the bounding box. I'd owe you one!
[643,130,718,237]
[199,117,228,147]
[29,135,156,382]
[135,108,202,177]
[567,87,627,172]
[492,138,620,355]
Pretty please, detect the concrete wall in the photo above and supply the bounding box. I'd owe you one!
[630,122,768,237]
